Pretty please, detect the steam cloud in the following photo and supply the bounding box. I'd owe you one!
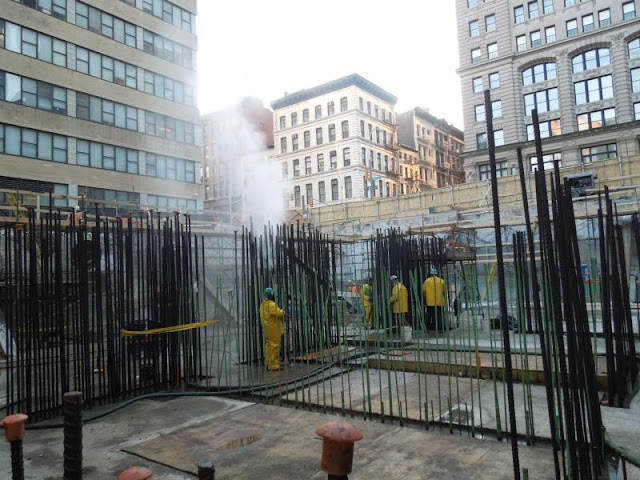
[211,100,286,231]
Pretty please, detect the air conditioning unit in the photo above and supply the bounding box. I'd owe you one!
[565,171,597,197]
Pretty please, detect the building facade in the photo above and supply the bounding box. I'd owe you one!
[201,97,274,223]
[397,108,465,190]
[456,0,640,181]
[271,74,400,208]
[0,0,201,212]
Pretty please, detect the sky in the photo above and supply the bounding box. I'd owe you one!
[196,1,464,130]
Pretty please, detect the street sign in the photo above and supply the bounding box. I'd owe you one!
[371,176,381,180]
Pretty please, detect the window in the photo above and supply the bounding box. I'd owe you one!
[577,108,616,130]
[76,3,137,48]
[281,162,288,179]
[489,72,500,89]
[314,105,321,120]
[292,133,299,151]
[572,48,610,72]
[530,152,561,171]
[473,77,483,93]
[485,14,496,32]
[574,75,613,105]
[294,186,300,207]
[545,26,556,43]
[514,5,525,23]
[623,2,636,20]
[531,30,541,48]
[494,130,504,146]
[331,179,338,201]
[487,43,498,58]
[517,35,527,52]
[492,100,502,118]
[599,9,611,27]
[469,20,479,37]
[471,48,481,63]
[565,0,576,6]
[634,102,640,120]
[479,161,509,180]
[303,130,310,148]
[16,0,67,20]
[315,127,323,145]
[632,68,640,92]
[477,132,487,149]
[280,137,287,153]
[1,124,67,162]
[526,119,561,140]
[468,0,478,7]
[317,153,324,172]
[582,14,594,32]
[328,124,336,142]
[581,143,617,162]
[343,147,351,167]
[345,176,352,199]
[291,112,298,126]
[522,62,557,85]
[566,19,578,37]
[341,120,349,138]
[293,159,299,177]
[327,101,334,116]
[305,183,313,205]
[279,116,286,129]
[318,181,326,202]
[330,150,337,169]
[340,97,348,112]
[528,1,539,19]
[543,0,554,14]
[629,38,640,59]
[305,157,312,175]
[524,87,559,115]
[475,104,486,122]
[303,109,309,123]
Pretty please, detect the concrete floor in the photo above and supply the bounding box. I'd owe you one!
[0,395,558,479]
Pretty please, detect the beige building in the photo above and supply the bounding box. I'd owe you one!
[397,108,465,190]
[271,74,400,207]
[0,0,201,212]
[456,0,640,181]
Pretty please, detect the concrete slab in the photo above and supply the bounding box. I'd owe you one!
[123,401,556,479]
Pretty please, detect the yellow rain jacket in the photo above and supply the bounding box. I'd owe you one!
[259,299,285,370]
[423,276,447,307]
[389,282,409,313]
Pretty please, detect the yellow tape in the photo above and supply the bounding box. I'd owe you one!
[120,320,218,337]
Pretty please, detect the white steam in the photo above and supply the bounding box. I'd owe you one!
[212,101,286,230]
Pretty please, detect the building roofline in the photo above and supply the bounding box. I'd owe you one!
[271,74,398,109]
[412,107,464,140]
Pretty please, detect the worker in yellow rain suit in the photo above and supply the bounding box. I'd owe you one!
[259,287,285,371]
[362,278,373,328]
[389,275,409,327]
[422,267,448,331]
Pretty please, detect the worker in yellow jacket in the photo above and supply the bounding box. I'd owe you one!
[362,278,373,328]
[389,275,409,326]
[259,287,285,371]
[422,268,448,331]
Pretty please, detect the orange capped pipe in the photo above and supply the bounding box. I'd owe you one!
[316,421,363,476]
[117,467,153,480]
[1,414,29,442]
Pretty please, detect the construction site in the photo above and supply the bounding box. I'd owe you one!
[1,127,640,480]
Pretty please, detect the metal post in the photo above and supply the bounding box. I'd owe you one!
[63,391,83,480]
[197,461,215,480]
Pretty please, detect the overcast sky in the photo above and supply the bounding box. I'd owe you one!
[196,1,464,129]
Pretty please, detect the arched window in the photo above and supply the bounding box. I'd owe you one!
[629,38,640,60]
[572,48,610,73]
[522,63,557,86]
